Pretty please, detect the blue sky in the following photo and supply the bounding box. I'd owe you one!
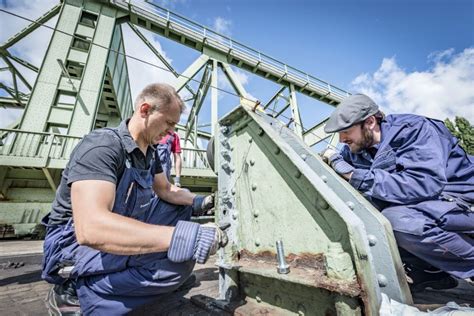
[162,0,473,88]
[1,0,473,132]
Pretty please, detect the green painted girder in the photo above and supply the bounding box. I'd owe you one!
[127,22,196,99]
[214,104,412,315]
[110,0,349,106]
[304,118,340,148]
[8,55,39,73]
[1,3,61,50]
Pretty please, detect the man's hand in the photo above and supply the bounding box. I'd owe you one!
[320,147,354,179]
[321,147,338,164]
[174,176,181,187]
[192,194,215,215]
[201,222,229,255]
[167,220,228,264]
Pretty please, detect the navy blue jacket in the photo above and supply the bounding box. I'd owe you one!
[342,114,474,210]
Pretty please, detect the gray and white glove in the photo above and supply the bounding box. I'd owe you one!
[201,222,229,255]
[192,194,215,215]
[320,148,354,175]
[168,220,228,264]
[174,176,181,187]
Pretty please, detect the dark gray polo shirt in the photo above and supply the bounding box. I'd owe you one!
[48,119,163,225]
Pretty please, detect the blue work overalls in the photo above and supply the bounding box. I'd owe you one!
[157,133,174,180]
[344,114,474,279]
[42,134,195,315]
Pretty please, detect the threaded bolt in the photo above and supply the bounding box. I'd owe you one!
[276,240,290,274]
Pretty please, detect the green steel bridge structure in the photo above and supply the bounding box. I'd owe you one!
[0,1,412,314]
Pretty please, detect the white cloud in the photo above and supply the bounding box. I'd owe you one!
[213,17,232,37]
[351,48,474,122]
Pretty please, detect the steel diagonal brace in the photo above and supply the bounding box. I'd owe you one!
[174,54,210,93]
[184,63,212,144]
[1,4,61,49]
[2,56,32,91]
[127,22,196,98]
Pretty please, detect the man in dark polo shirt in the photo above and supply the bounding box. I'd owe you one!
[42,83,226,315]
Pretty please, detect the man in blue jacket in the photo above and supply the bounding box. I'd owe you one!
[322,94,473,292]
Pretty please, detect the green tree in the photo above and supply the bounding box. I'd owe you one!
[444,116,474,155]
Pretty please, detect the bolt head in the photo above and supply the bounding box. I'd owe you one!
[277,265,290,274]
[368,235,377,246]
[377,274,388,287]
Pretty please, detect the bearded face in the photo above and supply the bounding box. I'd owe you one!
[339,122,375,153]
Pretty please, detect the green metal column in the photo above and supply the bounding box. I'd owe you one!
[19,1,82,132]
[19,0,124,137]
[68,4,120,135]
[211,59,218,136]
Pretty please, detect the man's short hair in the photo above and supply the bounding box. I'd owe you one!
[134,83,185,113]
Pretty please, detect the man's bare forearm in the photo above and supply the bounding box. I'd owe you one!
[74,209,174,255]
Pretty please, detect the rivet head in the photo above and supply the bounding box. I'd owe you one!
[249,159,255,166]
[232,213,238,220]
[231,188,236,195]
[346,201,355,210]
[274,147,280,155]
[220,126,229,134]
[274,295,282,306]
[252,184,257,191]
[258,128,264,136]
[297,303,306,315]
[248,137,253,143]
[368,234,377,246]
[378,274,388,287]
[300,154,307,161]
[256,294,262,303]
[253,210,259,218]
[321,175,328,183]
[318,199,329,210]
[255,239,260,247]
[294,170,302,178]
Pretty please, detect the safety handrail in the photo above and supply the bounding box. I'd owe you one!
[0,128,82,161]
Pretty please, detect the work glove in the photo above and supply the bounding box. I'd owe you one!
[174,176,181,187]
[201,222,229,255]
[192,194,214,216]
[167,220,228,264]
[320,147,354,175]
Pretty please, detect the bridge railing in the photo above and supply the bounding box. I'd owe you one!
[179,147,210,170]
[114,0,349,102]
[0,128,82,167]
[0,129,213,172]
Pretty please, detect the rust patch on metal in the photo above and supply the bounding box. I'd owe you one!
[237,250,361,297]
[239,250,324,270]
[287,252,325,270]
